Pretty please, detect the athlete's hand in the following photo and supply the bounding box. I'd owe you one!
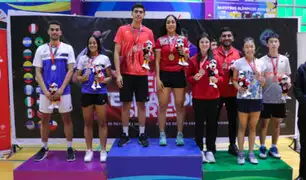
[116,75,123,88]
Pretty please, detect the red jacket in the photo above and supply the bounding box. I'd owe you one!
[186,54,223,100]
[213,46,241,97]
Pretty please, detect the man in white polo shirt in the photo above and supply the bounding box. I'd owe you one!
[259,33,291,159]
[33,20,76,162]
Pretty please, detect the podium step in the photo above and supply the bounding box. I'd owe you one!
[203,150,292,180]
[14,151,107,180]
[107,138,202,179]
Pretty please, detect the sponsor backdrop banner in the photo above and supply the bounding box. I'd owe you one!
[83,1,204,19]
[215,0,278,19]
[0,21,11,151]
[10,15,297,139]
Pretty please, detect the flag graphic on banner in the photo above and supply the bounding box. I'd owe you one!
[35,37,44,47]
[24,97,34,107]
[23,49,32,60]
[36,86,41,95]
[27,108,35,119]
[23,61,32,72]
[37,110,42,119]
[24,85,34,95]
[37,120,41,129]
[36,97,40,107]
[49,120,58,131]
[25,120,35,130]
[23,73,33,83]
[28,23,38,34]
[23,37,32,47]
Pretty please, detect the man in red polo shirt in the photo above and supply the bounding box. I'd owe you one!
[114,4,155,147]
[214,27,241,156]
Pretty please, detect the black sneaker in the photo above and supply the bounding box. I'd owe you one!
[138,133,149,147]
[34,147,48,161]
[66,147,76,162]
[228,144,239,156]
[117,133,130,147]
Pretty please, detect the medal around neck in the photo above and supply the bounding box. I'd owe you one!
[51,64,56,71]
[168,53,175,61]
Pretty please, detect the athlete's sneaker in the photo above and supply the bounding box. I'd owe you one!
[228,144,239,156]
[237,152,245,165]
[138,133,149,147]
[259,146,267,159]
[201,151,208,163]
[100,150,107,162]
[67,147,76,162]
[206,151,216,163]
[159,132,167,146]
[268,147,281,159]
[176,132,184,146]
[34,147,49,162]
[84,150,93,162]
[117,133,130,147]
[248,152,258,164]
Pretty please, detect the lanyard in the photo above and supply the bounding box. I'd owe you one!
[247,58,257,74]
[168,35,177,53]
[49,42,60,65]
[131,24,142,46]
[87,55,98,68]
[270,55,279,76]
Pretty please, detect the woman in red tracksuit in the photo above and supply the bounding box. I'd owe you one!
[186,33,223,163]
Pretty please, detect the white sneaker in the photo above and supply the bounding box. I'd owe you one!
[248,152,258,164]
[84,150,93,162]
[206,151,216,163]
[100,150,107,162]
[237,152,245,165]
[201,151,208,163]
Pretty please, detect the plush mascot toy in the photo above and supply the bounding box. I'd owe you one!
[238,70,252,97]
[176,38,189,66]
[206,59,218,88]
[48,82,60,109]
[142,40,153,70]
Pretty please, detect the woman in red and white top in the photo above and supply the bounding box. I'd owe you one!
[186,33,223,163]
[155,15,189,146]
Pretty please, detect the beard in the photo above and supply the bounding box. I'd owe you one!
[50,36,59,41]
[222,41,232,47]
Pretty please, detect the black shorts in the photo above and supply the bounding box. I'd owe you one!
[237,99,263,113]
[160,70,186,88]
[120,74,149,102]
[81,93,108,107]
[261,103,286,118]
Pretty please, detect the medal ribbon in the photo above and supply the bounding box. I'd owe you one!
[168,35,177,53]
[247,59,257,74]
[270,55,279,77]
[49,42,60,66]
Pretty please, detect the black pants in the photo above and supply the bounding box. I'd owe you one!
[193,98,220,153]
[298,104,306,178]
[216,97,238,145]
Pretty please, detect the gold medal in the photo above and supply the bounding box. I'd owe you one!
[168,53,175,61]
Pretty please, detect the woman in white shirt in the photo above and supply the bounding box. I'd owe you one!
[232,37,266,165]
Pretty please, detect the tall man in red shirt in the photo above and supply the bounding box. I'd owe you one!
[114,4,155,147]
[214,27,241,156]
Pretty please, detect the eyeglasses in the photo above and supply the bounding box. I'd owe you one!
[134,10,144,14]
[222,34,232,38]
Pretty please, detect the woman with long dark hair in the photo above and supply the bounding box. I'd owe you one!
[76,35,112,162]
[186,33,223,163]
[155,15,189,146]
